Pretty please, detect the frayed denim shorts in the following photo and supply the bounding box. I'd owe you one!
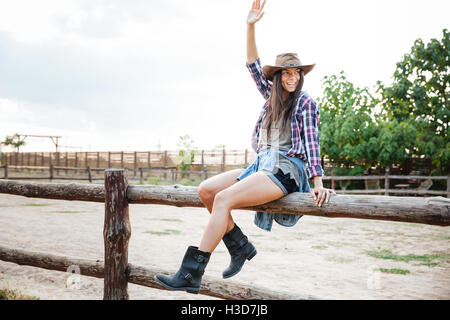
[235,148,311,231]
[236,148,299,196]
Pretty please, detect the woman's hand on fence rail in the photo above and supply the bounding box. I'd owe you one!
[311,182,336,208]
[311,187,336,207]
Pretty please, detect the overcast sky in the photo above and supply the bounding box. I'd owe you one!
[0,0,449,152]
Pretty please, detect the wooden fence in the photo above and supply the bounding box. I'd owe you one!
[0,150,254,174]
[0,170,449,300]
[1,163,449,197]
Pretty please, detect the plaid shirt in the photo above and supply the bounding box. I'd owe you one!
[247,58,323,179]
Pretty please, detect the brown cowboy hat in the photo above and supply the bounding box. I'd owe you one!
[262,53,315,81]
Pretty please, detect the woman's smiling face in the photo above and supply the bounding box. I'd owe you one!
[280,67,301,93]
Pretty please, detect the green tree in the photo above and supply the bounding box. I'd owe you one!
[176,134,197,178]
[373,115,417,169]
[318,72,380,176]
[1,134,26,152]
[376,29,449,174]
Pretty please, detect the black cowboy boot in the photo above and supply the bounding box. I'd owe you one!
[154,246,211,294]
[222,224,257,279]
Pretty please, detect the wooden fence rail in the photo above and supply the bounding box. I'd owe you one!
[2,164,449,197]
[0,170,449,300]
[0,164,225,184]
[1,178,449,226]
[0,245,313,300]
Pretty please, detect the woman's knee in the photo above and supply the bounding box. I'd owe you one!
[198,181,215,203]
[212,189,234,211]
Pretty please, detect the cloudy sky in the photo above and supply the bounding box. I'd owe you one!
[0,0,449,152]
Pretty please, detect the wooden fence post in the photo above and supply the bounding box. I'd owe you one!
[385,166,390,196]
[103,169,131,300]
[87,166,92,183]
[203,164,208,180]
[447,176,450,198]
[331,169,335,190]
[49,152,52,169]
[49,164,54,182]
[201,150,204,168]
[139,168,143,184]
[134,152,137,176]
[221,148,225,172]
[65,152,68,175]
[163,151,167,179]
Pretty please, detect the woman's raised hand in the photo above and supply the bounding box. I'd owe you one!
[247,0,266,25]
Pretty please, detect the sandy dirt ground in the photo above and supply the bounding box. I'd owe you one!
[0,192,449,300]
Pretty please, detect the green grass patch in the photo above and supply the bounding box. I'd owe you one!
[147,218,183,223]
[433,234,450,240]
[311,245,328,250]
[23,203,52,207]
[49,210,85,214]
[325,256,355,264]
[159,218,183,222]
[178,177,201,186]
[365,249,450,266]
[0,288,39,300]
[378,268,410,275]
[145,229,181,236]
[294,233,313,240]
[147,176,160,185]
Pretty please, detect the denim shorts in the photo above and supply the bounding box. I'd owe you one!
[236,149,299,196]
[272,168,298,194]
[237,168,297,195]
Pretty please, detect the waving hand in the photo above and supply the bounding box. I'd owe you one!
[247,0,266,25]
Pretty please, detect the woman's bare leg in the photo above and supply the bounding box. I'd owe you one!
[199,171,284,253]
[197,168,243,233]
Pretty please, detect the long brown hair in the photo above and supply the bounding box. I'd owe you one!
[263,69,305,135]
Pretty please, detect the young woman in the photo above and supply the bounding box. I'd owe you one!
[155,0,336,294]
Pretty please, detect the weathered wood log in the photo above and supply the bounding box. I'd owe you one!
[0,245,104,277]
[103,169,131,300]
[127,184,204,207]
[0,179,104,202]
[126,263,318,300]
[0,245,316,300]
[127,185,450,226]
[321,175,449,180]
[1,180,449,226]
[335,189,449,196]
